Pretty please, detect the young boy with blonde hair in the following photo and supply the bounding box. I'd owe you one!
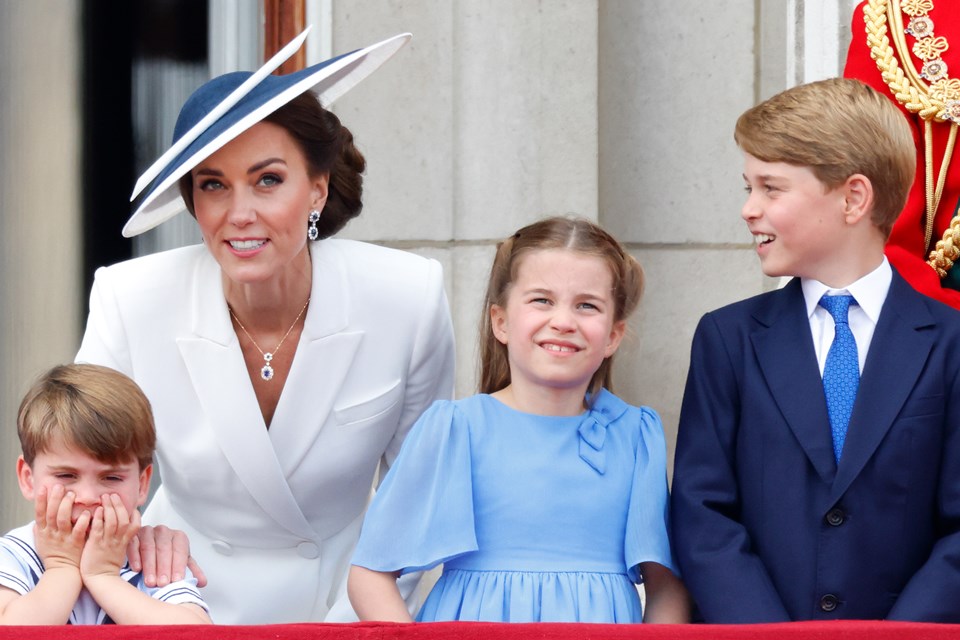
[672,77,960,622]
[0,364,210,624]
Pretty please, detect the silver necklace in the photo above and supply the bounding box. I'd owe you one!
[229,297,310,381]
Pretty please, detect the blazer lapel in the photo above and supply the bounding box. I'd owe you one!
[829,272,936,502]
[269,241,364,474]
[751,279,837,483]
[176,252,316,540]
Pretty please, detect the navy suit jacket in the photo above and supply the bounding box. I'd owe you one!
[671,270,960,622]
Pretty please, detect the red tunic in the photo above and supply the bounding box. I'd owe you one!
[844,0,960,308]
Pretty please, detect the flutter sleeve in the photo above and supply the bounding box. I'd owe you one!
[352,399,478,575]
[624,406,677,583]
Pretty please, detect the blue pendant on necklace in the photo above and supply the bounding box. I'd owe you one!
[261,353,275,381]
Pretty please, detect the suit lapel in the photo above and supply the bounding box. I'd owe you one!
[751,279,837,483]
[829,272,936,502]
[269,241,363,474]
[176,251,316,540]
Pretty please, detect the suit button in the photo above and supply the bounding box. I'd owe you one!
[211,540,234,556]
[297,542,320,559]
[820,594,839,612]
[825,508,845,526]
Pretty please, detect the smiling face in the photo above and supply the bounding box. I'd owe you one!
[17,439,151,525]
[740,152,851,283]
[191,121,329,288]
[490,249,625,403]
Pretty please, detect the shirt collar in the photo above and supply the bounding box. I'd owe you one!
[800,257,891,324]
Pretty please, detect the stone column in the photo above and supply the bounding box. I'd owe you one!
[0,1,82,531]
[598,0,766,472]
[334,0,599,396]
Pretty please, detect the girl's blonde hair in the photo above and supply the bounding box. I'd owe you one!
[478,216,644,397]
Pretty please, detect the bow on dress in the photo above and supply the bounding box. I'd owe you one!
[577,394,628,474]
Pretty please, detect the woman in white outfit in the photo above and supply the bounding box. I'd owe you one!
[76,30,455,623]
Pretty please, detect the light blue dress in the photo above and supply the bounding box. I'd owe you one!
[351,389,676,623]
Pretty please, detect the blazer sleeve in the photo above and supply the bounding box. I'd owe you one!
[670,313,791,623]
[381,258,455,472]
[75,266,135,375]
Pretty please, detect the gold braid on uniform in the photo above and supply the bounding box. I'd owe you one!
[864,0,960,278]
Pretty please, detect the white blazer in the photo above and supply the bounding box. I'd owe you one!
[76,239,455,624]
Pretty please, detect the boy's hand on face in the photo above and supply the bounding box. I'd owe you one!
[80,494,141,582]
[33,484,90,572]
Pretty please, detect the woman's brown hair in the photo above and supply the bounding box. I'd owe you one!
[179,91,366,239]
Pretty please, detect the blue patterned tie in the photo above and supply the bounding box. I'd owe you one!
[819,294,859,462]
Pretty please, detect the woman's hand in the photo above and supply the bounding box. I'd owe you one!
[126,524,207,588]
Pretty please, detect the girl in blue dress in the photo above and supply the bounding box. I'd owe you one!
[348,217,689,623]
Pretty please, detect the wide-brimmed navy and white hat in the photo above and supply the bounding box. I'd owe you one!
[123,27,410,237]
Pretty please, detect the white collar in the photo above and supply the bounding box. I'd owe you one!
[801,257,892,325]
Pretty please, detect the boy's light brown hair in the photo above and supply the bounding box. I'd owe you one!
[17,364,155,469]
[734,77,915,238]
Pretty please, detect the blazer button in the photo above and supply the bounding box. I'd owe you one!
[819,594,839,612]
[297,541,320,559]
[211,540,234,556]
[825,508,845,526]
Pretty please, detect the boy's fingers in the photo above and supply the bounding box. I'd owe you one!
[89,506,104,537]
[44,484,65,526]
[110,494,129,527]
[55,490,75,532]
[73,509,92,543]
[101,494,118,534]
[34,486,48,528]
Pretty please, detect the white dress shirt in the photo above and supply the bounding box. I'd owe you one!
[801,258,892,376]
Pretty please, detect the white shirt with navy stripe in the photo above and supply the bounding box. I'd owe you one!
[0,523,208,624]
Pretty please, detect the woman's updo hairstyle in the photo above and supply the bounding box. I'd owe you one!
[178,90,366,239]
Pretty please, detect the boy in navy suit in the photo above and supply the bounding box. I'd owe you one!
[671,77,960,622]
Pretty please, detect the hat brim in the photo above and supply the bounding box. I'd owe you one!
[122,31,410,238]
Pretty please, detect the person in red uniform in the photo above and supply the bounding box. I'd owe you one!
[845,0,960,308]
